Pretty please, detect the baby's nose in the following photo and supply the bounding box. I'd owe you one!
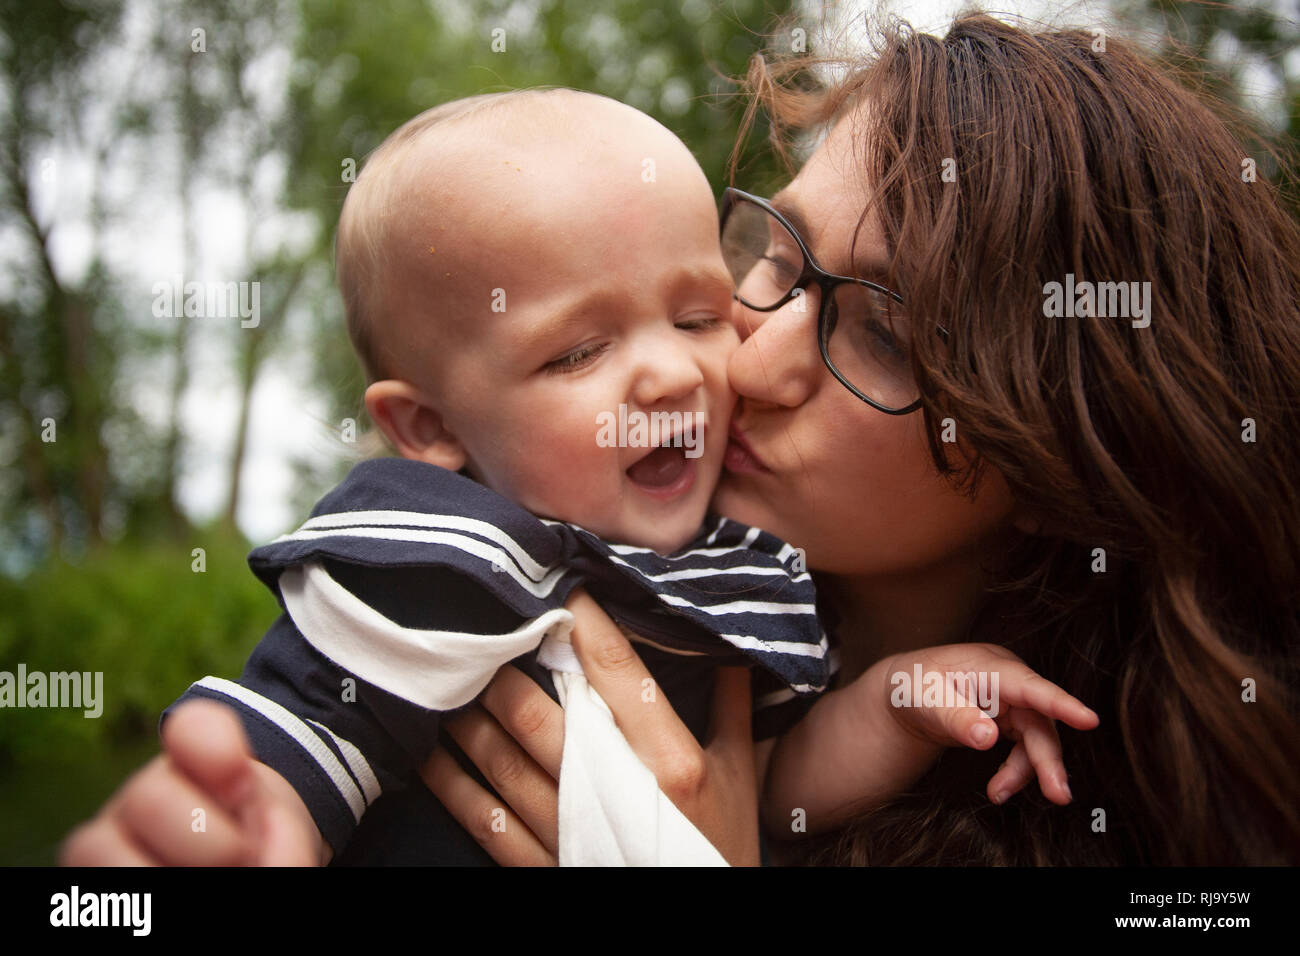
[630,339,706,407]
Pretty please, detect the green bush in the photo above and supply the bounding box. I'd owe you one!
[0,532,281,863]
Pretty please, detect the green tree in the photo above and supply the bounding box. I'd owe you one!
[0,0,125,562]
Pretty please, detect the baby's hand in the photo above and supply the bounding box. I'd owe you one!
[60,699,326,866]
[878,644,1099,805]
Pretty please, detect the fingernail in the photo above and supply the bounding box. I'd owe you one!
[992,790,1010,805]
[972,722,993,745]
[1058,775,1072,801]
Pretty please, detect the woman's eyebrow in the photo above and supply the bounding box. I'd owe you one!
[770,192,818,250]
[773,189,893,282]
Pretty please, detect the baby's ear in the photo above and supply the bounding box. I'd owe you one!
[364,380,467,471]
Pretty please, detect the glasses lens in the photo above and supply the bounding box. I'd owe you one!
[721,198,806,309]
[822,282,918,410]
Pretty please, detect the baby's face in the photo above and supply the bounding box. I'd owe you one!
[391,105,739,553]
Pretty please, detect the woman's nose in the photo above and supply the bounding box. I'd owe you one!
[727,290,820,407]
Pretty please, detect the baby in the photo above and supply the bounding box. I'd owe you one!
[64,89,1096,867]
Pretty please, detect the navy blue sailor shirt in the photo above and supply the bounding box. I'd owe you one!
[163,457,833,862]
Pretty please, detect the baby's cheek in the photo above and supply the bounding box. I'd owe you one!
[711,328,742,375]
[517,435,619,522]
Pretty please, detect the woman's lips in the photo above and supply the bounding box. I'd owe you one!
[724,423,770,475]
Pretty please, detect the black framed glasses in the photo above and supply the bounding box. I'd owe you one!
[720,186,943,415]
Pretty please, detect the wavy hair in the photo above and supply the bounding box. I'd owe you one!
[738,13,1300,864]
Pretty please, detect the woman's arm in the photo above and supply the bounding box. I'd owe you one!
[419,588,764,866]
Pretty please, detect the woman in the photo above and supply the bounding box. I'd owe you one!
[427,13,1300,865]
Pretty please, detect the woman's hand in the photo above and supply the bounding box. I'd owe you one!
[419,588,762,866]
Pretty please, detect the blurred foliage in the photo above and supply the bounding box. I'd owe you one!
[2,0,1297,864]
[0,530,278,862]
[0,531,276,764]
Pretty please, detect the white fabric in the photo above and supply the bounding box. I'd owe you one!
[539,626,729,867]
[280,563,574,711]
[286,561,729,866]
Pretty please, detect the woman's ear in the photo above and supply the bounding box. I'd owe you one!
[364,380,467,472]
[1011,507,1046,536]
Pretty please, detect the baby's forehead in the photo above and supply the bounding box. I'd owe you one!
[396,92,702,194]
[387,105,714,256]
[371,93,723,353]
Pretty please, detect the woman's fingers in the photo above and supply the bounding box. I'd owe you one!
[477,664,565,778]
[564,588,700,781]
[441,704,561,855]
[419,661,565,864]
[419,743,557,866]
[562,590,762,864]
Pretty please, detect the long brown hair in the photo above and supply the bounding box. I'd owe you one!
[739,13,1300,864]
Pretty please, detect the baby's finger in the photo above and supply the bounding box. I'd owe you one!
[60,817,158,867]
[420,745,556,866]
[161,699,259,817]
[900,673,1000,749]
[934,706,1000,750]
[118,759,254,865]
[991,663,1098,730]
[987,741,1034,805]
[1007,708,1072,805]
[256,797,323,867]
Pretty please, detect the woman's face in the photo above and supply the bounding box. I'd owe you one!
[713,110,1017,577]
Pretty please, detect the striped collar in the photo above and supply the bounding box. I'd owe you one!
[249,458,829,693]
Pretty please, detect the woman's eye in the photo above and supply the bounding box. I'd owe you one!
[544,342,607,374]
[862,319,907,362]
[675,316,722,331]
[762,253,801,284]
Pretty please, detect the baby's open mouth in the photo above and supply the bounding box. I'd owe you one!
[626,441,689,487]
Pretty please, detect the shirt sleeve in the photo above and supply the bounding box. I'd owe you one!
[160,560,542,858]
[750,624,840,741]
